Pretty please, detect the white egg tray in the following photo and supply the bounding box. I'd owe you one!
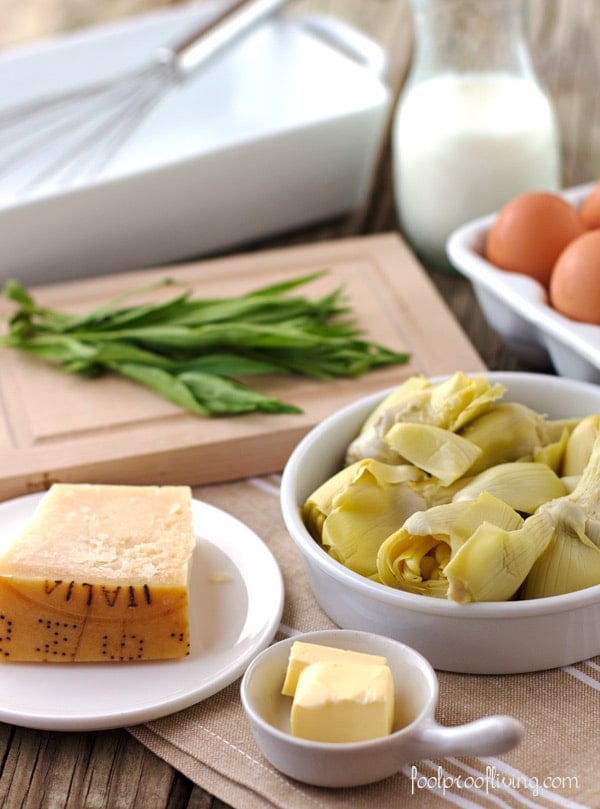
[447,182,600,384]
[0,3,390,285]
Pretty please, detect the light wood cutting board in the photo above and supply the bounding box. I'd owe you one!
[0,233,485,502]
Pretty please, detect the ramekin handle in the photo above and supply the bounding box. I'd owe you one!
[413,715,524,759]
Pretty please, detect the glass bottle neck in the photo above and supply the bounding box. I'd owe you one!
[409,0,534,78]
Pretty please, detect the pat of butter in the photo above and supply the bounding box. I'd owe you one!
[290,661,395,743]
[281,640,388,697]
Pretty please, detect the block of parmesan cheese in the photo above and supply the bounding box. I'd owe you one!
[0,483,195,663]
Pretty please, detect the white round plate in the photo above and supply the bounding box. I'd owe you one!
[0,492,284,731]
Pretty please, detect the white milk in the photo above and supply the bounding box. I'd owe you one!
[393,72,561,268]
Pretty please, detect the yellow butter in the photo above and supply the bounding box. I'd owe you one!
[281,640,388,696]
[0,483,195,663]
[290,661,395,743]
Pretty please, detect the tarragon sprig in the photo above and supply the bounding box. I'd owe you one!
[1,273,409,416]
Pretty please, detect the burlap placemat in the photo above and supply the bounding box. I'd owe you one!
[128,477,599,808]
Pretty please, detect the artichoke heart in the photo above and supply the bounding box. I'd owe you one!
[303,459,425,539]
[561,415,600,477]
[376,492,522,598]
[459,401,562,475]
[302,460,370,539]
[356,375,430,435]
[445,509,551,603]
[376,530,451,597]
[560,475,581,494]
[314,459,427,579]
[346,372,503,465]
[319,371,600,603]
[521,433,600,598]
[426,371,505,432]
[520,503,600,599]
[384,422,482,485]
[407,474,473,509]
[532,427,570,474]
[452,461,568,514]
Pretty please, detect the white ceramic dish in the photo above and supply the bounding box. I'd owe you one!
[240,629,523,787]
[447,183,600,383]
[0,492,283,731]
[0,3,390,285]
[280,372,600,674]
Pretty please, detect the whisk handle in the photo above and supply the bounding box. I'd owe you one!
[160,0,292,79]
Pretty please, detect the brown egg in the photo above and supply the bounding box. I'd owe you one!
[549,230,600,324]
[579,180,600,229]
[485,192,585,287]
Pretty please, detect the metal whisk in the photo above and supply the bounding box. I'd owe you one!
[0,0,290,199]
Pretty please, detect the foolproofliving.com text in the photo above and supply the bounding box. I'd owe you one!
[410,765,580,798]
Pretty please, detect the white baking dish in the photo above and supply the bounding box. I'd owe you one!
[0,3,390,285]
[447,182,600,383]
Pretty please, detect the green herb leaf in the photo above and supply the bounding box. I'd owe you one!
[0,273,409,417]
[178,371,301,415]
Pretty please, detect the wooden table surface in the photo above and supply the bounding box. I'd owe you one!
[0,1,596,806]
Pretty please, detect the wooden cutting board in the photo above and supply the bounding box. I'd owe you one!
[0,233,485,502]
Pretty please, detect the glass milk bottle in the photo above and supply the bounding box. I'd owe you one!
[392,0,561,270]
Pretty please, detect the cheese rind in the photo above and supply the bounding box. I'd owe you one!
[281,640,388,696]
[0,483,195,663]
[290,661,395,743]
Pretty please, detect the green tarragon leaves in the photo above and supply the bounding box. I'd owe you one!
[1,273,409,416]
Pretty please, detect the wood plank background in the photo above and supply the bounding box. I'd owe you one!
[0,1,596,807]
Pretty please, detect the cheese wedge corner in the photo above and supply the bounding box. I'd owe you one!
[0,483,196,663]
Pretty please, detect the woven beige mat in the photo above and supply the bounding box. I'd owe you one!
[128,477,600,808]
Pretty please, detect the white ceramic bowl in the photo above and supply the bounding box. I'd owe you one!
[280,372,600,674]
[447,183,600,383]
[0,5,389,284]
[240,629,522,787]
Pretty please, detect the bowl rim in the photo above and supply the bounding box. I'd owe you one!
[280,371,600,618]
[240,628,438,750]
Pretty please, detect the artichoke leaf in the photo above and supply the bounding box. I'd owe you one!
[449,491,524,544]
[346,372,503,465]
[522,433,600,597]
[565,430,600,546]
[384,422,482,485]
[427,372,505,432]
[409,475,473,508]
[302,459,423,540]
[376,492,521,597]
[544,417,582,442]
[402,499,485,553]
[561,415,600,477]
[520,502,600,598]
[532,427,570,474]
[459,402,558,475]
[302,460,369,540]
[452,461,568,514]
[445,508,552,604]
[376,529,450,597]
[345,376,431,464]
[357,375,431,435]
[320,460,427,579]
[560,475,581,494]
